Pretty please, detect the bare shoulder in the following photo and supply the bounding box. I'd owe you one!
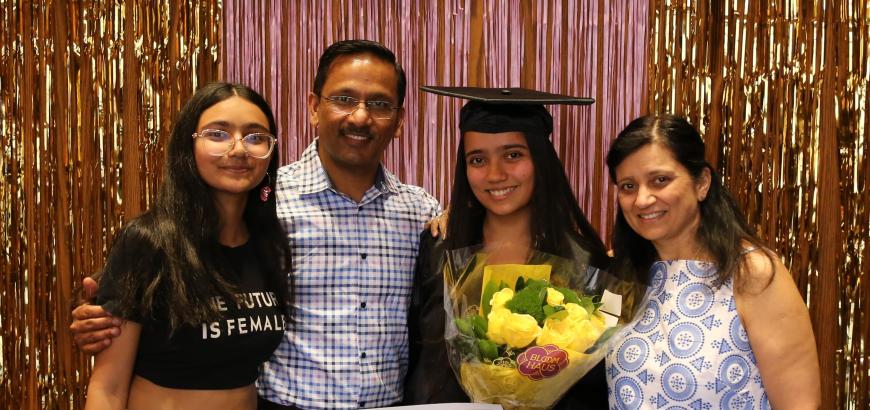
[735,246,791,296]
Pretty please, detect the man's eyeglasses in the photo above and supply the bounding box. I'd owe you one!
[320,95,399,120]
[192,129,276,159]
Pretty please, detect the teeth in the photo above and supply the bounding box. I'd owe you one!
[488,187,516,196]
[346,134,368,141]
[639,211,665,220]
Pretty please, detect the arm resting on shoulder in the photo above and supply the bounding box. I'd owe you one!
[735,250,821,409]
[84,321,141,410]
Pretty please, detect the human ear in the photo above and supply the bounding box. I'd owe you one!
[392,107,405,139]
[307,92,320,128]
[697,167,712,201]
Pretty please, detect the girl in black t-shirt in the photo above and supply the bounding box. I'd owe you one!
[84,83,291,410]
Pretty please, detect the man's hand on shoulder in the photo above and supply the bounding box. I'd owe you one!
[70,277,122,355]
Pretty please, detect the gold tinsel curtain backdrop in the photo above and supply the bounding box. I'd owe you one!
[645,0,868,408]
[1,0,866,409]
[0,1,221,408]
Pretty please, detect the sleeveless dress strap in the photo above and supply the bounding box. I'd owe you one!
[738,246,759,256]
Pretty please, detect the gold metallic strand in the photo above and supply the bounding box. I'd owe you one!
[0,1,222,408]
[647,0,868,408]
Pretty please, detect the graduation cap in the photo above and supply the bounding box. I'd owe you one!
[420,86,594,138]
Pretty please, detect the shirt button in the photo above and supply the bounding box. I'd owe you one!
[360,351,367,359]
[360,302,367,308]
[359,402,366,408]
[360,253,367,259]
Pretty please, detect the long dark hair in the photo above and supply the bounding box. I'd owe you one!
[605,114,768,286]
[445,130,609,268]
[98,82,292,329]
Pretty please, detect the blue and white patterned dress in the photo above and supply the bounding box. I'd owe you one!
[605,260,771,410]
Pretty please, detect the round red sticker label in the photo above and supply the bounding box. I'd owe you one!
[516,344,570,380]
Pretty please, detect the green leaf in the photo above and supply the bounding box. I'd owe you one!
[480,281,500,317]
[573,294,597,314]
[477,339,499,361]
[554,286,582,305]
[454,318,475,337]
[470,314,488,339]
[543,304,566,319]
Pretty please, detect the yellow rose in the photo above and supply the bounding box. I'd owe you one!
[564,303,589,323]
[569,319,604,352]
[537,317,576,350]
[489,288,515,309]
[502,313,541,349]
[486,306,512,344]
[546,288,565,306]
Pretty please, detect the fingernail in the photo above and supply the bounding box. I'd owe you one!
[112,318,122,326]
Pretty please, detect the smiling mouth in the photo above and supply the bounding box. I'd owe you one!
[638,211,666,220]
[487,186,517,197]
[342,130,372,141]
[222,166,252,173]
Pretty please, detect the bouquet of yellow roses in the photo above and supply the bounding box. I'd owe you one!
[443,245,645,409]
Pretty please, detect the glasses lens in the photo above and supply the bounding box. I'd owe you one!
[366,101,395,119]
[200,130,232,155]
[324,96,395,119]
[243,134,275,158]
[325,96,358,115]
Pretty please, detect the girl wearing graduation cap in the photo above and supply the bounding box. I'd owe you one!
[405,87,613,408]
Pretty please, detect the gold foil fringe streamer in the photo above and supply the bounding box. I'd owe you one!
[0,1,222,408]
[646,1,868,408]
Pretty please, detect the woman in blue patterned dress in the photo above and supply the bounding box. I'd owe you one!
[604,115,820,409]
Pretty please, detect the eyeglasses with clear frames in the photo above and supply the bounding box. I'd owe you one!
[192,129,276,159]
[320,95,399,120]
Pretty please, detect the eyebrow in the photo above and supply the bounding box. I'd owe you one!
[616,168,678,184]
[464,143,529,158]
[200,121,270,132]
[328,88,395,102]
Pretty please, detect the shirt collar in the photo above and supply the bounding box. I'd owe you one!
[293,138,401,196]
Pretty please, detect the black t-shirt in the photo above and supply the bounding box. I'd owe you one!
[404,233,609,409]
[97,241,285,390]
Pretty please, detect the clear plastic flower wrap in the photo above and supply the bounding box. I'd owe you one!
[442,241,647,409]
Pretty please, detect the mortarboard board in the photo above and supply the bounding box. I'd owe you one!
[420,86,594,138]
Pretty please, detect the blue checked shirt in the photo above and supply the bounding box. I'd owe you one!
[258,140,441,409]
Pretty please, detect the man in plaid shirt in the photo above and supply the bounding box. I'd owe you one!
[256,41,440,409]
[71,40,441,409]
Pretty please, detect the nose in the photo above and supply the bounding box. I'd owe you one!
[634,185,656,208]
[345,102,373,126]
[485,160,507,182]
[227,133,247,157]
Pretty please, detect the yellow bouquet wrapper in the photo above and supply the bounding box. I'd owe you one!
[459,348,601,409]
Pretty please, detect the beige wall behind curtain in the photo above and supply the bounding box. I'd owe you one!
[0,1,221,408]
[646,1,868,408]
